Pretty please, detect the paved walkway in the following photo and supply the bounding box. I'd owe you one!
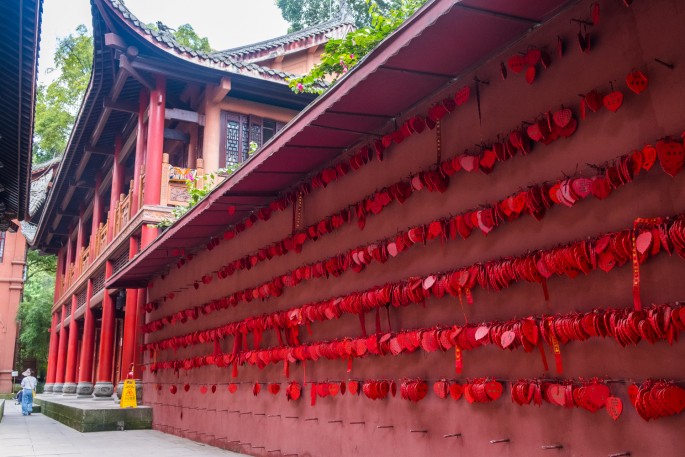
[0,400,247,457]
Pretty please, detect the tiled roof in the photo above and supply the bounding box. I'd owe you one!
[28,167,54,218]
[31,155,60,174]
[20,221,37,244]
[0,0,43,222]
[210,14,355,62]
[105,0,317,82]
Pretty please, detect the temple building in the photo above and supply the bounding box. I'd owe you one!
[37,0,685,455]
[0,0,42,394]
[31,0,351,398]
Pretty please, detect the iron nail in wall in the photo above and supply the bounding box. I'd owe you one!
[541,444,564,450]
[490,438,510,444]
[444,433,462,438]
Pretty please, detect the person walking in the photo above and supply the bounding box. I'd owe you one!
[20,369,37,416]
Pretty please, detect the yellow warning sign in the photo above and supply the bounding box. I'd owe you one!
[120,379,137,408]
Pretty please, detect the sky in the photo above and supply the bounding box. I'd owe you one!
[38,0,291,84]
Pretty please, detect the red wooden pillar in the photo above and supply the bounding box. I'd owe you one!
[107,137,123,243]
[44,313,60,393]
[94,261,115,398]
[53,304,69,393]
[130,90,148,216]
[63,295,79,394]
[54,248,64,300]
[77,279,95,396]
[120,236,139,382]
[76,209,85,264]
[65,230,73,283]
[141,75,166,247]
[90,176,102,259]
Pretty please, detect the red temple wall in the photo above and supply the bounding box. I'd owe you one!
[0,231,27,393]
[142,0,685,455]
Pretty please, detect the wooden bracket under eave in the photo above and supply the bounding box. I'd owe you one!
[211,77,232,104]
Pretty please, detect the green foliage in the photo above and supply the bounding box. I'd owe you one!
[157,143,258,228]
[33,25,93,164]
[173,24,213,52]
[33,22,211,165]
[287,0,426,94]
[16,251,57,376]
[276,0,401,32]
[146,22,213,52]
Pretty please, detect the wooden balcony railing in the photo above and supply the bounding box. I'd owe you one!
[56,157,204,299]
[80,246,89,275]
[160,153,205,207]
[113,181,133,238]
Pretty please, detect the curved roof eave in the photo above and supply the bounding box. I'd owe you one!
[98,0,306,85]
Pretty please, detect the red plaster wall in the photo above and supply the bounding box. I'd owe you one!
[142,0,685,455]
[0,231,27,393]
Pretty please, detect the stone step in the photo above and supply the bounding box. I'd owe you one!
[35,396,152,432]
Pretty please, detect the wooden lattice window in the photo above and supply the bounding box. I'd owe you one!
[221,111,285,168]
[76,287,87,309]
[112,248,130,274]
[93,268,105,294]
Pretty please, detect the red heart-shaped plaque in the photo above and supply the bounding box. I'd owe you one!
[485,381,503,401]
[449,383,463,401]
[228,383,238,393]
[636,232,652,254]
[605,396,623,420]
[553,108,572,128]
[626,70,648,95]
[507,55,525,74]
[525,66,536,85]
[642,145,657,170]
[627,384,639,405]
[454,86,470,106]
[585,90,603,112]
[268,383,281,395]
[547,384,566,406]
[434,380,449,399]
[603,91,624,112]
[500,331,516,348]
[527,123,543,141]
[656,138,685,177]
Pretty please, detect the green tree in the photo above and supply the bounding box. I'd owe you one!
[288,0,425,94]
[33,22,211,165]
[33,24,93,164]
[147,22,213,52]
[16,251,57,377]
[276,0,402,32]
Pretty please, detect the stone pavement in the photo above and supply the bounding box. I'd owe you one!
[0,400,248,457]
